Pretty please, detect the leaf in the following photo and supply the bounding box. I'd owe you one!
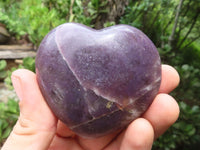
[0,60,7,70]
[2,127,12,139]
[191,105,200,112]
[6,99,19,114]
[69,14,75,22]
[23,57,35,72]
[75,0,82,9]
[0,120,9,130]
[0,102,5,111]
[182,64,190,70]
[188,127,196,136]
[0,70,7,78]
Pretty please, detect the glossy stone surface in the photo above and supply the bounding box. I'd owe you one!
[36,23,161,138]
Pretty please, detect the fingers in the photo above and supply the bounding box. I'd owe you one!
[159,65,180,93]
[106,65,180,149]
[143,65,179,138]
[140,65,179,139]
[106,94,179,150]
[120,118,154,150]
[106,118,154,150]
[2,69,57,150]
[143,93,180,139]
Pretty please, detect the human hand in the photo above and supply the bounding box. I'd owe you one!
[2,64,180,150]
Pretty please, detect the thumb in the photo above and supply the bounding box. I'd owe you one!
[2,69,57,150]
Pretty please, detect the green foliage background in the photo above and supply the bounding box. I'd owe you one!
[0,0,200,149]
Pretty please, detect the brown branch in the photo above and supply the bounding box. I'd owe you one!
[181,0,192,17]
[68,0,75,21]
[70,0,75,15]
[142,2,155,31]
[161,4,177,48]
[133,1,148,22]
[161,3,178,48]
[162,16,174,35]
[177,11,199,49]
[181,35,200,49]
[176,0,192,40]
[176,18,190,43]
[168,0,184,47]
[149,9,161,30]
[162,3,178,36]
[130,1,141,15]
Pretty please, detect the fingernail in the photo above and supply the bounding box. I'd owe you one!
[11,74,23,101]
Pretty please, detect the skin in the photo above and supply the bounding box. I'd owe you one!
[2,64,180,150]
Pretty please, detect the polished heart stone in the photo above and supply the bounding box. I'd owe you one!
[36,23,161,138]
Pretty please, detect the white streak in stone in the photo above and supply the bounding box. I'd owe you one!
[128,109,141,119]
[55,26,86,91]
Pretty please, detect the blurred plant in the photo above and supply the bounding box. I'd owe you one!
[175,64,200,105]
[68,0,94,25]
[103,21,116,28]
[120,0,200,62]
[0,0,16,10]
[0,99,19,147]
[0,60,7,79]
[0,57,34,145]
[4,66,22,90]
[22,57,35,72]
[4,57,35,90]
[0,0,122,46]
[43,0,92,25]
[153,101,200,150]
[0,0,66,46]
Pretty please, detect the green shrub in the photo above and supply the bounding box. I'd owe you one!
[175,64,200,105]
[0,60,7,79]
[153,101,200,150]
[0,0,115,46]
[0,99,19,146]
[0,0,66,46]
[22,57,35,72]
[4,57,36,90]
[0,57,35,145]
[0,0,109,46]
